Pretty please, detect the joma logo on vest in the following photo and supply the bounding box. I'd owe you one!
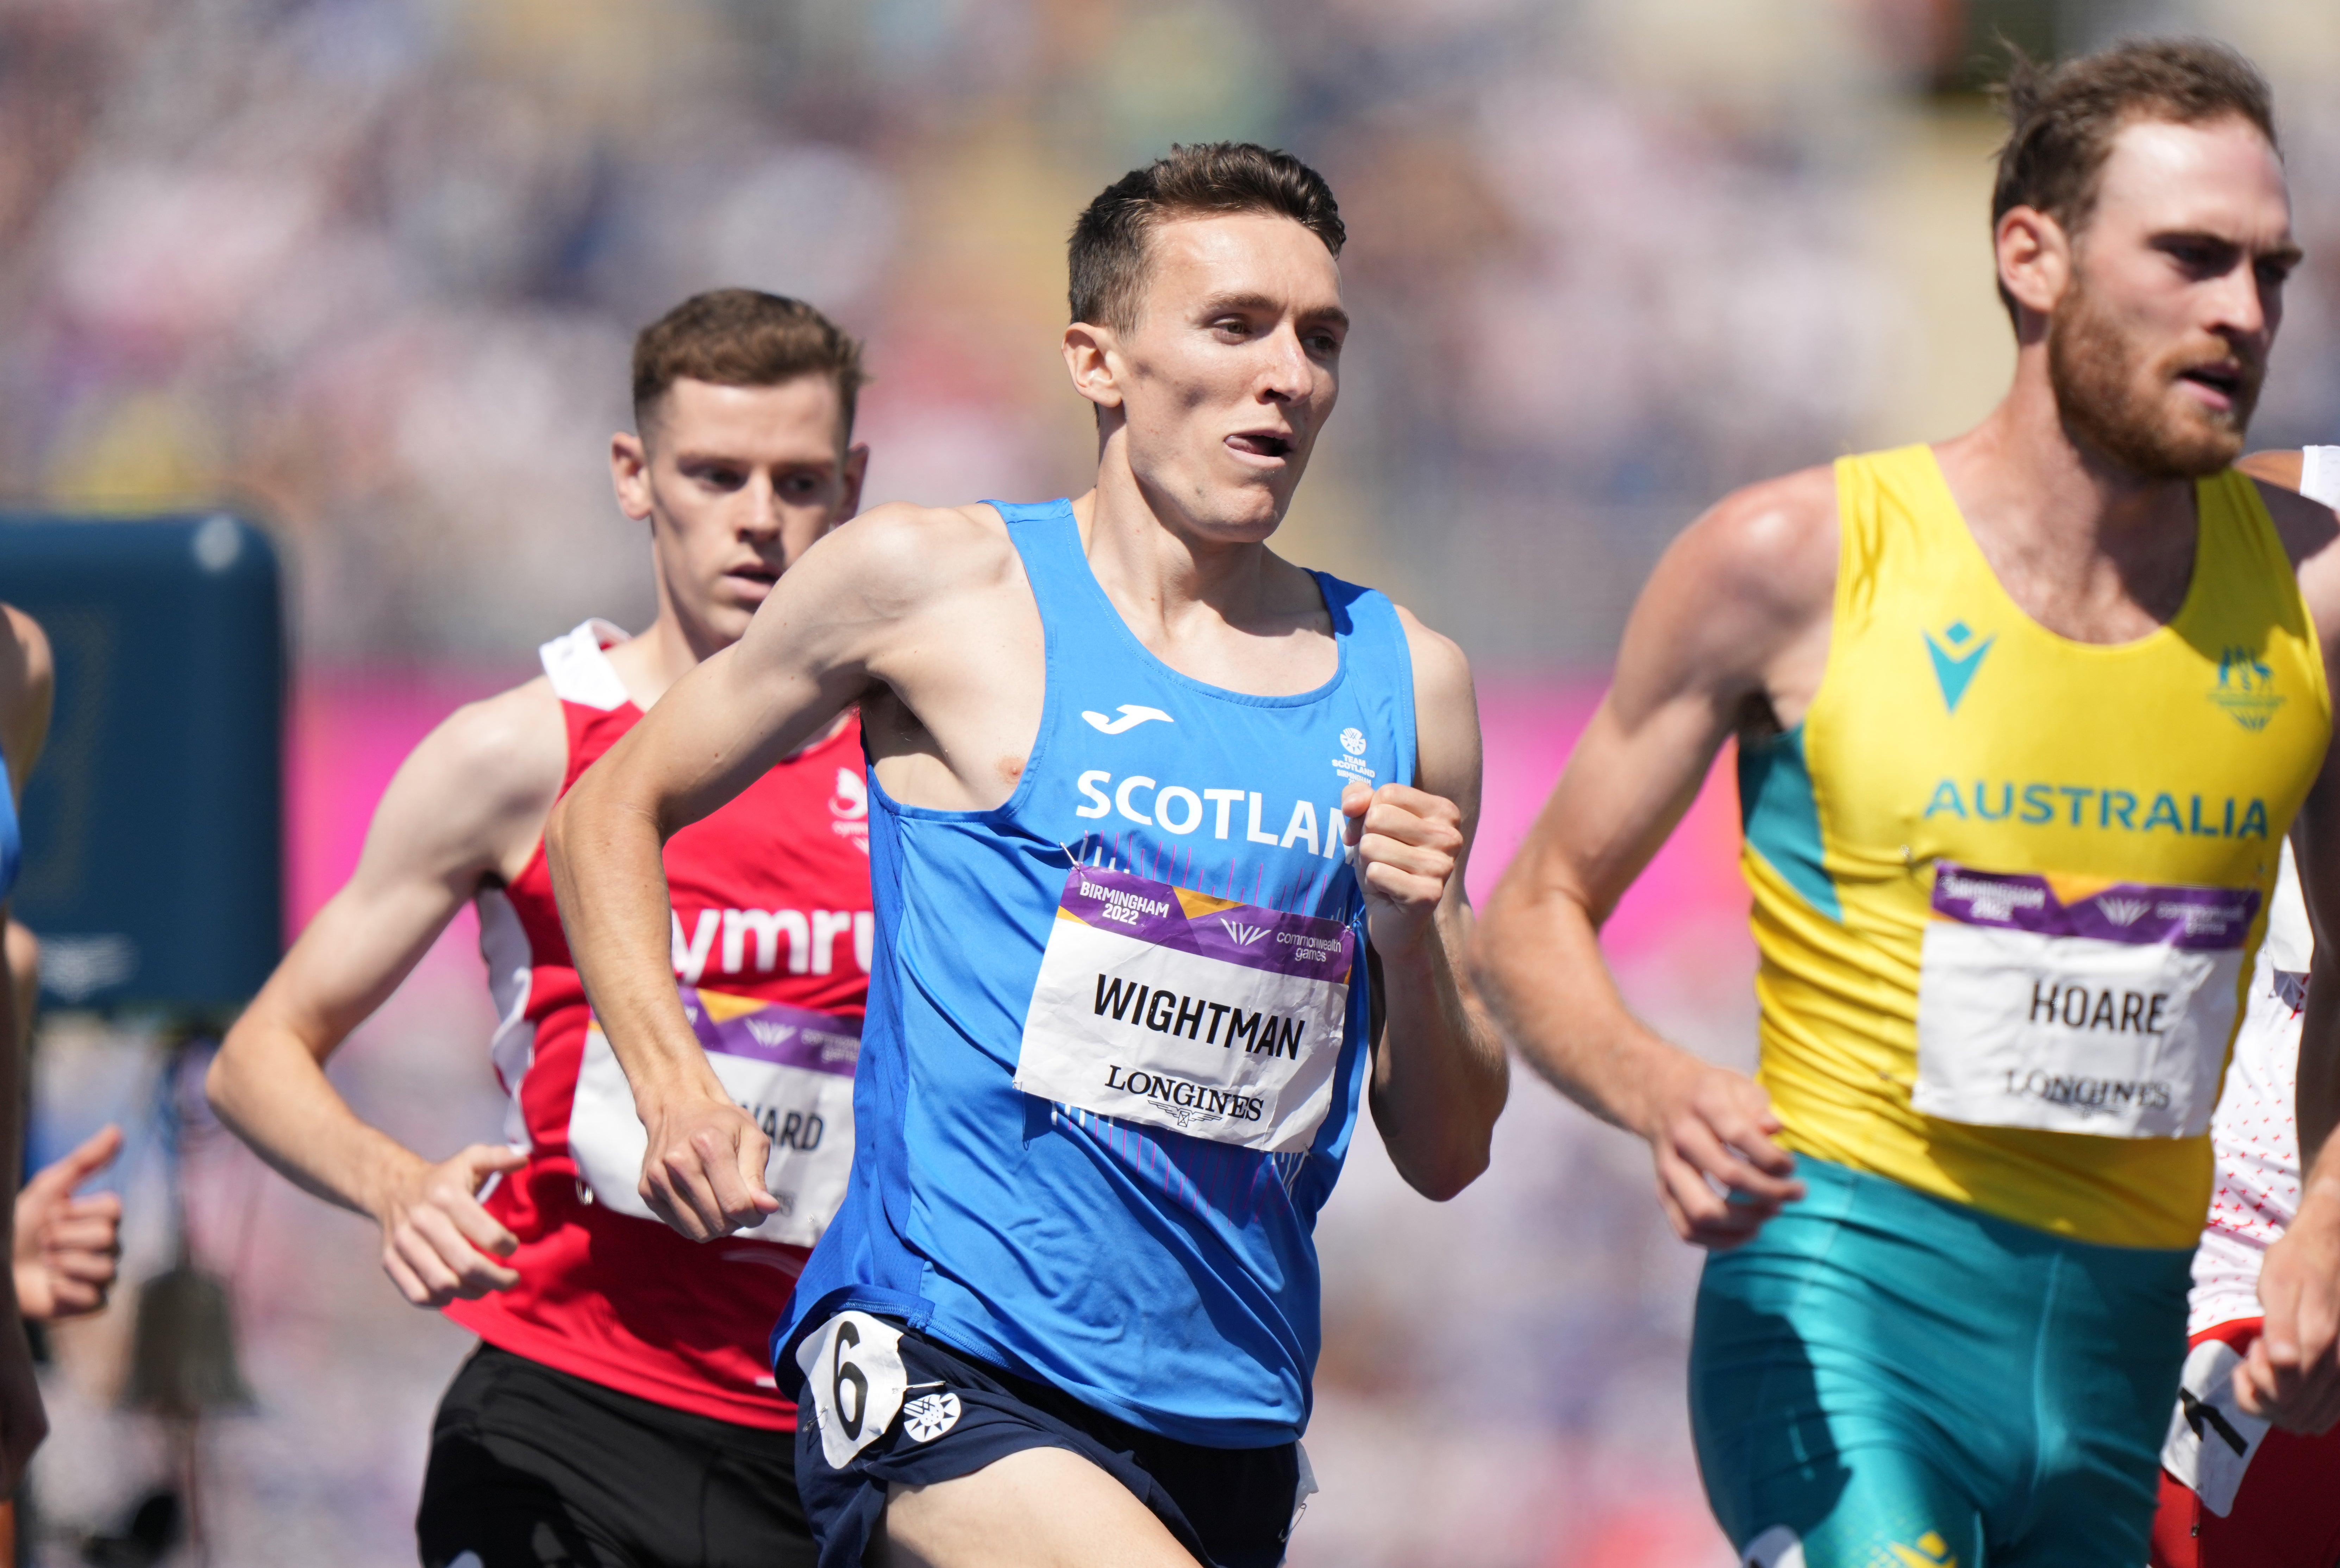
[670,907,874,983]
[1922,780,2269,839]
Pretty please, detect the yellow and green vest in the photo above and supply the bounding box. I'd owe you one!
[1740,444,2329,1247]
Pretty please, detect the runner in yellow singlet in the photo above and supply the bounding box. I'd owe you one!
[1479,40,2340,1568]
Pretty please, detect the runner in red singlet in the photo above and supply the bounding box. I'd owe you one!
[206,291,870,1568]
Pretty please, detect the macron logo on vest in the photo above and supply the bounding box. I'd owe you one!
[1923,621,1993,713]
[1082,704,1173,735]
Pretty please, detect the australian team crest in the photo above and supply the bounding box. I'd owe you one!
[2210,645,2284,732]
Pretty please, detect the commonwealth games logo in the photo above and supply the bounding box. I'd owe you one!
[903,1392,962,1442]
[2211,646,2283,732]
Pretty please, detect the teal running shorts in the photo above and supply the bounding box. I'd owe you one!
[1689,1155,2190,1567]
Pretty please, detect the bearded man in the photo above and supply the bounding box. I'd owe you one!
[1477,39,2340,1568]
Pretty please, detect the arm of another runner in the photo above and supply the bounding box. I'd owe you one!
[2240,464,2340,1431]
[1347,609,1506,1200]
[546,505,958,1242]
[1472,470,1836,1248]
[0,606,50,1494]
[205,688,561,1306]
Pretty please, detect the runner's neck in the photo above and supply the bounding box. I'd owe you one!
[1932,378,2204,639]
[603,614,705,711]
[1068,487,1334,681]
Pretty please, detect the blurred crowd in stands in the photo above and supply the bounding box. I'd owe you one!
[4,1,2329,668]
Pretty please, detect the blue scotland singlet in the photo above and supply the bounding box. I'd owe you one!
[776,499,1416,1446]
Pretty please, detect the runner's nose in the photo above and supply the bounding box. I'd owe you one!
[739,471,783,539]
[1258,324,1313,404]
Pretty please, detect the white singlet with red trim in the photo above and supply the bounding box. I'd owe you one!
[2187,445,2339,1333]
[2189,842,2309,1333]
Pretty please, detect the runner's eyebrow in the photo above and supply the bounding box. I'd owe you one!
[1196,292,1350,332]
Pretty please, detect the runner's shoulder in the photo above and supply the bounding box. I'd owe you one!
[1648,463,1838,628]
[2237,453,2340,646]
[1385,603,1473,714]
[391,674,567,849]
[806,501,1021,616]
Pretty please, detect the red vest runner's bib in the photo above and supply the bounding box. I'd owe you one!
[444,620,872,1430]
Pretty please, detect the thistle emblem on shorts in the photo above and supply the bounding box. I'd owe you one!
[902,1392,962,1442]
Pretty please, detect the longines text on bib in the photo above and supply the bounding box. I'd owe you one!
[1912,862,2257,1139]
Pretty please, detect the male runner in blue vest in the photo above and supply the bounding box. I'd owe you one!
[548,143,1506,1568]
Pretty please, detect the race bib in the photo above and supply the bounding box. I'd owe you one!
[1912,863,2257,1138]
[1015,866,1353,1152]
[2160,1335,2271,1516]
[795,1310,907,1470]
[568,986,860,1248]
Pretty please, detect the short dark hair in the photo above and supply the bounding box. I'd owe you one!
[1069,143,1345,333]
[631,288,866,441]
[1991,38,2278,321]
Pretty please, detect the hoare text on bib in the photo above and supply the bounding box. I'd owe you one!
[1913,861,2258,1138]
[570,985,860,1248]
[1016,865,1353,1153]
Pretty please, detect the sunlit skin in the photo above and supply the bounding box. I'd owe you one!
[2064,119,2295,407]
[2020,118,2297,493]
[1936,114,2300,649]
[1066,212,1349,548]
[613,375,870,668]
[1476,111,2340,1449]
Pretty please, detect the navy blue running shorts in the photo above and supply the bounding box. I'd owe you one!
[792,1313,1311,1568]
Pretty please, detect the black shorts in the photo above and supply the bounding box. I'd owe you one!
[417,1342,814,1568]
[793,1315,1309,1568]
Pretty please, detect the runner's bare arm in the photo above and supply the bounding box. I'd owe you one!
[2240,468,2340,1431]
[0,609,48,791]
[547,502,1003,1242]
[2238,448,2306,493]
[1351,608,1505,1200]
[0,606,49,1493]
[206,684,562,1306]
[1474,468,1836,1248]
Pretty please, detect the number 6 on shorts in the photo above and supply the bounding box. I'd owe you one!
[796,1311,909,1469]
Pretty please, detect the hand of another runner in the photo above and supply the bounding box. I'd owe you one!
[2238,1185,2340,1432]
[14,1123,124,1321]
[373,1143,526,1307]
[1634,1053,1803,1250]
[1342,781,1463,950]
[638,1092,777,1242]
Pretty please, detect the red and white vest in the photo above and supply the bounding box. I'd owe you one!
[443,621,871,1429]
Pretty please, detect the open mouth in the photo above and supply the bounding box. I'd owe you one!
[2176,364,2244,403]
[1226,431,1294,460]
